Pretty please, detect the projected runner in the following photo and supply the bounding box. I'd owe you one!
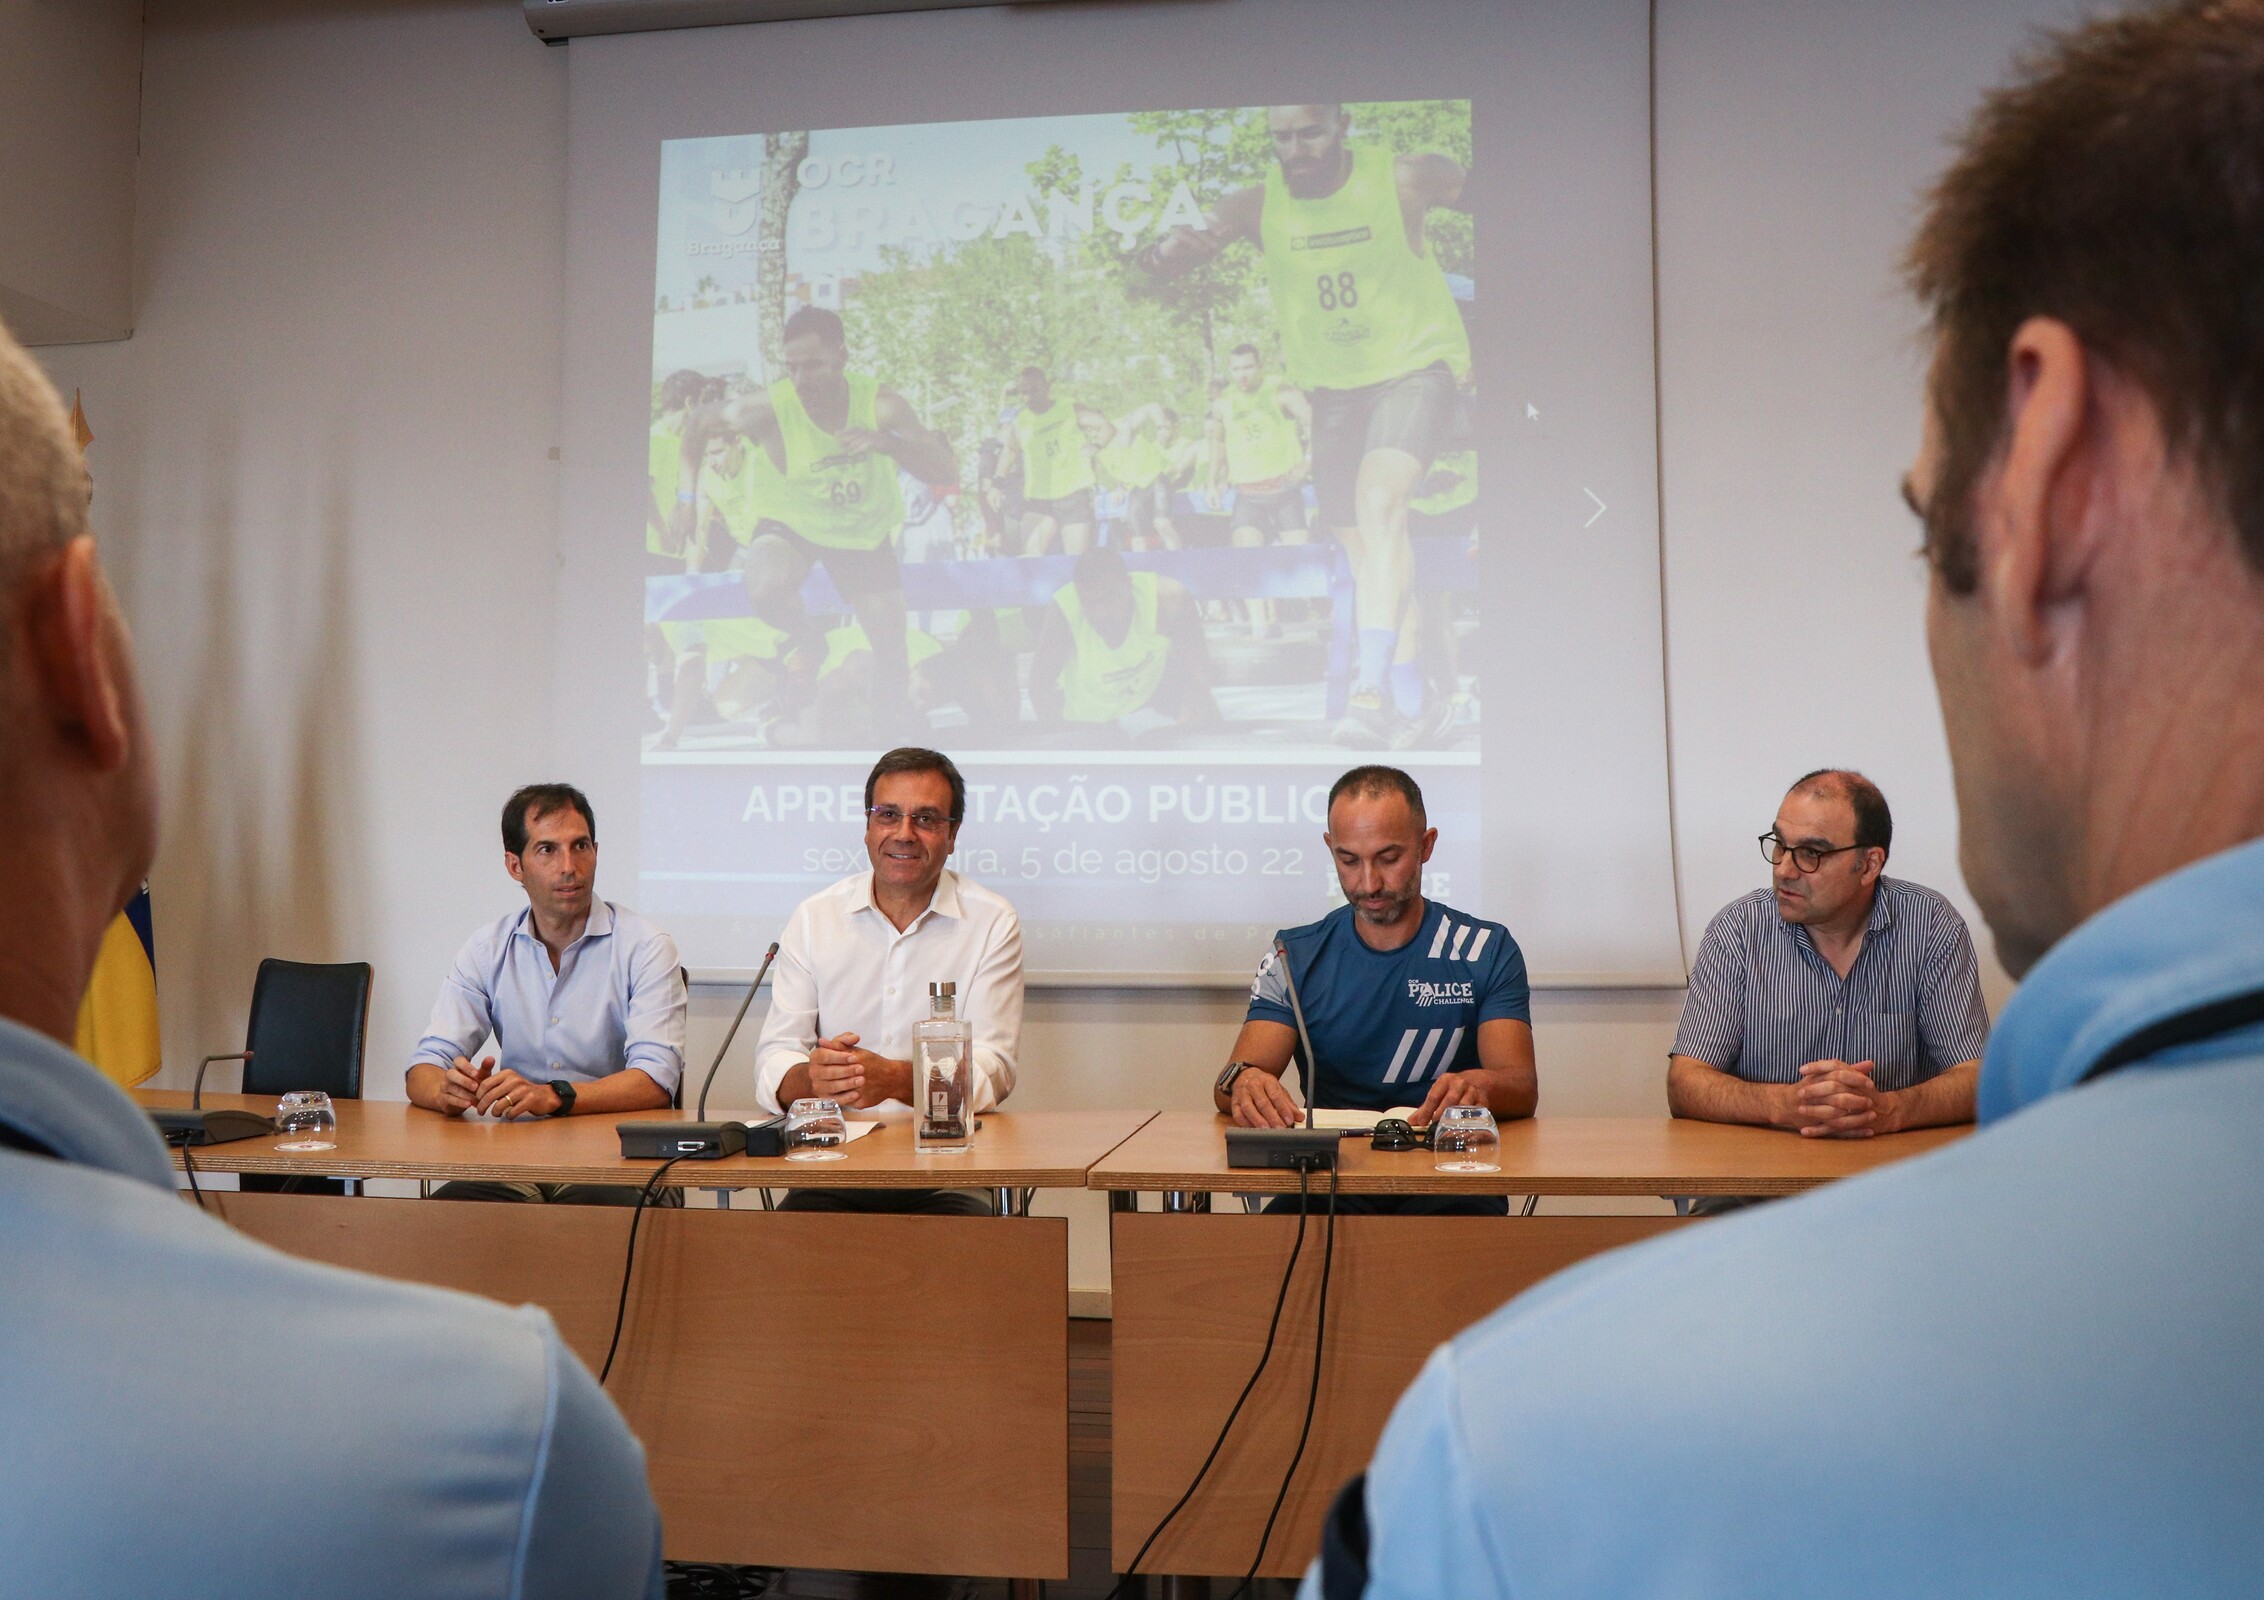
[1144,103,1472,751]
[642,101,1480,970]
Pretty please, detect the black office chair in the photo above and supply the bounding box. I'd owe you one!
[231,959,372,1196]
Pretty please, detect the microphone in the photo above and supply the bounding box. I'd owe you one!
[195,1050,248,1110]
[1225,939,1339,1171]
[698,942,778,1121]
[1272,937,1321,1132]
[148,1050,274,1146]
[619,943,783,1160]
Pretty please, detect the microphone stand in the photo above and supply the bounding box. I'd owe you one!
[1274,939,1320,1131]
[617,942,780,1160]
[148,1050,273,1146]
[193,1050,250,1110]
[697,942,779,1121]
[1222,942,1340,1171]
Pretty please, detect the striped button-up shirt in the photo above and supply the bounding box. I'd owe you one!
[1671,878,1988,1090]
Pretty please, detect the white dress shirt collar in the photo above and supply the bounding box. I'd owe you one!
[844,869,965,931]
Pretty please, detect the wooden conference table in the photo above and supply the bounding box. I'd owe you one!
[1090,1113,1969,1580]
[146,1092,1963,1583]
[142,1088,1153,1580]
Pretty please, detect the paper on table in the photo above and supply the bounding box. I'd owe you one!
[836,1119,883,1143]
[1308,1107,1424,1132]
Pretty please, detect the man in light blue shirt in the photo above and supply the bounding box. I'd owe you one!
[1326,7,2264,1595]
[409,783,686,1204]
[0,322,661,1594]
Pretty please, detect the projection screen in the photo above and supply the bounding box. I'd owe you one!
[555,0,1682,983]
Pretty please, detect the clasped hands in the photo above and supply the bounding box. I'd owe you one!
[803,1033,913,1109]
[1780,1058,1904,1138]
[432,1055,563,1120]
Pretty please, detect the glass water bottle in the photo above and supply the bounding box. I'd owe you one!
[913,981,974,1153]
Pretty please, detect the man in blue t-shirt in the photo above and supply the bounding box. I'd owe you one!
[1214,765,1536,1215]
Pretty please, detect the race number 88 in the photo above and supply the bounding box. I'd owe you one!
[1315,271,1359,310]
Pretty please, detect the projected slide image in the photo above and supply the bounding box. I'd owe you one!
[645,100,1475,755]
[639,101,1484,960]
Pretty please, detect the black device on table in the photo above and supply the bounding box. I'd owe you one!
[618,942,787,1159]
[1369,1117,1426,1152]
[149,1050,275,1146]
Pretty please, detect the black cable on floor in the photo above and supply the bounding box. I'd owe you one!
[178,1139,208,1211]
[661,1561,772,1598]
[1228,1161,1340,1600]
[600,1156,687,1386]
[1104,1164,1316,1599]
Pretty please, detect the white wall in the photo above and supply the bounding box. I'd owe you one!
[34,0,2090,1298]
[1654,0,2081,1003]
[0,0,141,342]
[37,0,570,1095]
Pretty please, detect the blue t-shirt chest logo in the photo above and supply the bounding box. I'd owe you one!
[1408,977,1477,1006]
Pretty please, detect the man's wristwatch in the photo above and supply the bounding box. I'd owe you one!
[546,1079,576,1117]
[1215,1061,1261,1098]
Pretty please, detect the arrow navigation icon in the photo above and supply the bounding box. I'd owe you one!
[1583,487,1607,528]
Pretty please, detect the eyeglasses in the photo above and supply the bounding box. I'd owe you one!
[1759,831,1864,874]
[866,805,954,834]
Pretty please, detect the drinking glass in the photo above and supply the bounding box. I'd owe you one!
[273,1090,338,1152]
[1433,1104,1500,1173]
[785,1097,848,1162]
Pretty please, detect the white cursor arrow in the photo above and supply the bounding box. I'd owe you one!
[1583,487,1607,528]
[1525,403,1540,421]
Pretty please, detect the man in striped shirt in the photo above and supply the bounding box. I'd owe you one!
[1218,765,1536,1215]
[1669,769,1989,1144]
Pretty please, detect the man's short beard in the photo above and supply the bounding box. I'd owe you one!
[1353,885,1418,925]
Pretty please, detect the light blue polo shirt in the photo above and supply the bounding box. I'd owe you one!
[1330,836,2264,1598]
[0,1020,664,1597]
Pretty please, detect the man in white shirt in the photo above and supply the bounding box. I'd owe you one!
[754,747,1024,1214]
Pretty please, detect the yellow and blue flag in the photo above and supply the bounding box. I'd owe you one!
[76,887,160,1088]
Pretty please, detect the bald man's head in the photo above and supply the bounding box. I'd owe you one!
[0,324,89,628]
[0,316,154,1043]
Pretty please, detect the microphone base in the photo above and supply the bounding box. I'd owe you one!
[1226,1128,1341,1170]
[151,1109,274,1146]
[618,1120,747,1160]
[616,1115,790,1160]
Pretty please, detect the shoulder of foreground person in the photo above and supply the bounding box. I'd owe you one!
[0,1152,662,1600]
[1353,1056,2264,1598]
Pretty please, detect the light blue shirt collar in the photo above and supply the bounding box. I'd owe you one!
[0,1014,175,1190]
[508,896,615,955]
[1980,834,2264,1122]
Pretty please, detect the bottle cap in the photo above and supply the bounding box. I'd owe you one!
[930,981,956,998]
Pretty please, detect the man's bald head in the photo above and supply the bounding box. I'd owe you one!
[0,316,154,1043]
[1787,768,1891,857]
[0,322,90,626]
